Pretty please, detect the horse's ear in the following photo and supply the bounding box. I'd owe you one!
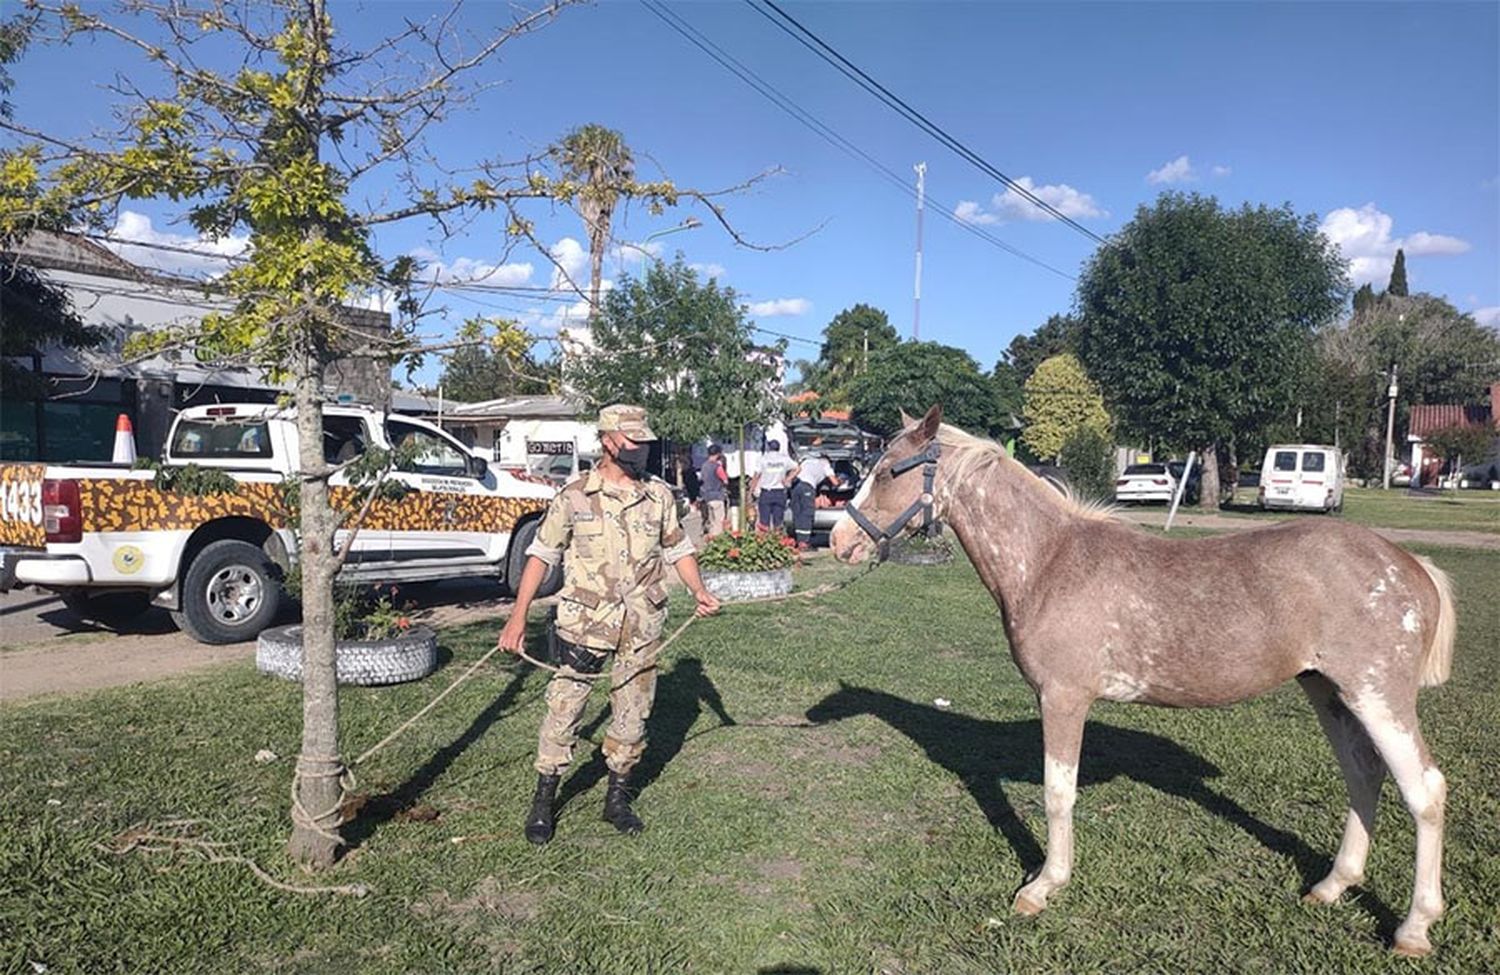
[918,404,943,440]
[898,408,915,427]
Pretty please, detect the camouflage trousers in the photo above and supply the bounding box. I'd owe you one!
[534,640,659,776]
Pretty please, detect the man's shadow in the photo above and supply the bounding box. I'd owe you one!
[557,657,733,812]
[804,682,1398,933]
[343,620,550,849]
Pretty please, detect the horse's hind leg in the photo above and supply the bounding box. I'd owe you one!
[1298,673,1384,904]
[1013,688,1090,915]
[1343,685,1447,957]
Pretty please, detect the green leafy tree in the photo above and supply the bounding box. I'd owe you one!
[1057,426,1116,503]
[437,340,557,404]
[2,0,769,868]
[570,257,783,443]
[552,124,633,312]
[1311,294,1500,477]
[1021,353,1111,461]
[1421,424,1495,482]
[1075,192,1347,508]
[848,340,1002,436]
[802,303,898,405]
[1352,282,1377,315]
[997,313,1079,385]
[1387,248,1408,297]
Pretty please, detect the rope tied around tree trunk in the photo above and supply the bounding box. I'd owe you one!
[290,753,357,845]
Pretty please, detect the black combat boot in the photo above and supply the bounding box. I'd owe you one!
[524,773,561,845]
[602,771,644,835]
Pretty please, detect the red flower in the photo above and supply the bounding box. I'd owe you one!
[731,530,743,539]
[728,547,741,558]
[396,616,411,629]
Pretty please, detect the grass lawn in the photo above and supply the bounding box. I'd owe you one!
[3,546,1498,974]
[1218,486,1500,535]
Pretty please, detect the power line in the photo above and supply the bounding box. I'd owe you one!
[746,0,1110,245]
[640,0,1075,281]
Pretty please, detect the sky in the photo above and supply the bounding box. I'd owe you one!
[8,1,1499,389]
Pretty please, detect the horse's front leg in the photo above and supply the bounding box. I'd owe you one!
[1014,687,1091,915]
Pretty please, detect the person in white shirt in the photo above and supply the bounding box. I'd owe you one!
[751,439,797,532]
[790,441,840,549]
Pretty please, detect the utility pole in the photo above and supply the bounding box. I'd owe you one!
[1382,362,1399,489]
[912,161,926,340]
[862,327,869,375]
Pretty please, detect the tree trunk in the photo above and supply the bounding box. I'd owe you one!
[1197,441,1220,511]
[286,343,344,868]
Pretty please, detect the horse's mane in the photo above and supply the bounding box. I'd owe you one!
[934,423,1118,522]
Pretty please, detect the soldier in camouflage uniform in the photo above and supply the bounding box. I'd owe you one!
[498,404,721,845]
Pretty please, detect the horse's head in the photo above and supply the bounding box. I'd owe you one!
[831,404,942,565]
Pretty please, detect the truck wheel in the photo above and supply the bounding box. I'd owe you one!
[172,539,282,645]
[59,591,152,629]
[507,519,562,598]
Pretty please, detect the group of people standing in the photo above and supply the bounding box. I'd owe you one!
[697,437,841,549]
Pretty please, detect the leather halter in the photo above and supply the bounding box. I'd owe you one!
[845,441,941,563]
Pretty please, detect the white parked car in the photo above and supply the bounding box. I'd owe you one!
[1114,463,1196,504]
[1257,444,1345,513]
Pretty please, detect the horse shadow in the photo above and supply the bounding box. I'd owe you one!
[557,657,734,812]
[804,682,1399,931]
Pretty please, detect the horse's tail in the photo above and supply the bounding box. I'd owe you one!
[1413,555,1457,688]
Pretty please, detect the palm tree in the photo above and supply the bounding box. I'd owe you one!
[552,124,634,315]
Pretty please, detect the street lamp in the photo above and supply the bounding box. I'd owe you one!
[623,217,702,277]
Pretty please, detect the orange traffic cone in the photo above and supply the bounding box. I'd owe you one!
[112,413,137,464]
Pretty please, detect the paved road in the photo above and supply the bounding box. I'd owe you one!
[0,578,525,702]
[1117,508,1500,550]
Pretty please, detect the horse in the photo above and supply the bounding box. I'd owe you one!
[830,405,1457,957]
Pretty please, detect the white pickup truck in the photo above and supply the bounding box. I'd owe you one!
[0,403,561,644]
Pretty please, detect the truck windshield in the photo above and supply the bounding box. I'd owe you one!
[170,419,273,459]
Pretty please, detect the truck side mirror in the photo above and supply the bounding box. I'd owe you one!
[467,455,489,480]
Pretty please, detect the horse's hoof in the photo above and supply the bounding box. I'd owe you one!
[1302,887,1339,906]
[1392,938,1432,958]
[1012,894,1045,916]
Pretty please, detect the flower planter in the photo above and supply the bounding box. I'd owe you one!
[256,624,439,686]
[701,567,794,602]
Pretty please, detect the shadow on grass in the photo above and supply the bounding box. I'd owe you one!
[342,619,550,849]
[556,657,735,814]
[804,682,1400,938]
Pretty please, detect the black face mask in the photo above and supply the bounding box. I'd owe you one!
[613,443,651,479]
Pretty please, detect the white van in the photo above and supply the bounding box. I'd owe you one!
[1258,444,1345,513]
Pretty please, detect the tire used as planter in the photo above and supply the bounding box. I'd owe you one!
[256,624,439,686]
[172,538,283,645]
[701,567,793,603]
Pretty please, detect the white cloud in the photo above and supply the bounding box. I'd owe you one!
[1319,203,1472,287]
[691,262,727,280]
[1211,164,1232,178]
[747,298,811,317]
[102,210,249,278]
[1146,155,1196,185]
[1471,306,1500,328]
[1403,231,1470,256]
[954,177,1106,225]
[408,247,533,287]
[954,200,1000,225]
[548,237,590,290]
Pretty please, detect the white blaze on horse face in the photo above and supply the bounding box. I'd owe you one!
[849,469,875,510]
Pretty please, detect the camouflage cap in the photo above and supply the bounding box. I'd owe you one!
[598,403,658,441]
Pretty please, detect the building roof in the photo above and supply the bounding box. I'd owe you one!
[1409,403,1495,439]
[444,394,589,420]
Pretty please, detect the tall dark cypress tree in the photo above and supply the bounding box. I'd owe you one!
[1352,282,1376,315]
[1386,248,1409,297]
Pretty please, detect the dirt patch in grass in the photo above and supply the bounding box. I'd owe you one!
[412,876,543,924]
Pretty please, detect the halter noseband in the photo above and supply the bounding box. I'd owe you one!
[845,441,941,563]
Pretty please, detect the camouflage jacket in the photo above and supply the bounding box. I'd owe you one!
[526,470,696,650]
